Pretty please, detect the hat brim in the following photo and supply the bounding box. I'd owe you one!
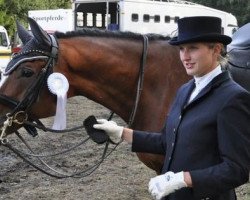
[169,34,232,45]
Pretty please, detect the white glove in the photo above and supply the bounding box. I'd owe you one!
[148,171,187,200]
[93,119,123,143]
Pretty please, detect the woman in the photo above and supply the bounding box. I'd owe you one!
[94,16,250,200]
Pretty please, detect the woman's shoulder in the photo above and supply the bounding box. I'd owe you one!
[219,79,250,108]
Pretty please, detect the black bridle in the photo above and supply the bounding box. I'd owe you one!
[0,35,148,178]
[0,35,58,138]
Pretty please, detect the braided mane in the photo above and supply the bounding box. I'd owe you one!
[55,28,170,41]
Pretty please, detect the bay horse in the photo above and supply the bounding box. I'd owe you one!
[0,18,190,174]
[1,18,249,175]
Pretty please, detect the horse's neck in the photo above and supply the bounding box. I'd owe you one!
[59,37,188,130]
[58,37,142,119]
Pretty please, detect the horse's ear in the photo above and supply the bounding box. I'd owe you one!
[27,17,51,47]
[16,20,33,45]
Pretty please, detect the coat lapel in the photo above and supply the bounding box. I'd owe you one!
[188,71,231,105]
[179,79,196,109]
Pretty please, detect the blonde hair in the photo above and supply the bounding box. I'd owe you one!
[207,42,228,65]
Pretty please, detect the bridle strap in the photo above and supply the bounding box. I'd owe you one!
[13,67,49,114]
[49,35,59,59]
[0,94,18,108]
[128,35,148,127]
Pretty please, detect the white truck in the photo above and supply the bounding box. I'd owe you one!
[72,0,238,37]
[0,25,11,76]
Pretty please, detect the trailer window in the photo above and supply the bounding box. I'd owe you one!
[154,15,160,23]
[143,14,150,22]
[77,12,84,27]
[165,16,170,23]
[96,13,103,27]
[87,13,93,27]
[131,14,138,22]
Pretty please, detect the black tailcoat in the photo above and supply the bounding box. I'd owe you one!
[132,71,250,200]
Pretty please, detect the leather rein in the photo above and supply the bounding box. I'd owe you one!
[0,35,148,178]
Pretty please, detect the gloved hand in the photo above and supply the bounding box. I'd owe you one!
[93,119,123,143]
[148,171,187,200]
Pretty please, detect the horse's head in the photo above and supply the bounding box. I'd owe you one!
[0,18,59,136]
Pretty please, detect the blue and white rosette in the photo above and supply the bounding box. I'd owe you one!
[47,73,69,130]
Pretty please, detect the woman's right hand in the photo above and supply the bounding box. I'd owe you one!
[93,119,124,143]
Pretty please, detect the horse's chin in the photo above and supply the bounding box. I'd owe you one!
[29,106,56,119]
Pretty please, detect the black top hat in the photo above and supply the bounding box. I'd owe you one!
[169,16,232,45]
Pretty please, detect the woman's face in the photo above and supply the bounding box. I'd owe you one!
[179,42,221,77]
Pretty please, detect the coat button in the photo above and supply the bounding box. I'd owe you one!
[168,157,171,161]
[172,142,174,147]
[179,115,182,120]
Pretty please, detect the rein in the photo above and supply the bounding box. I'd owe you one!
[0,34,149,178]
[4,131,119,178]
[128,35,148,127]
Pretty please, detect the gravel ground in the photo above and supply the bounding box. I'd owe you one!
[0,96,249,200]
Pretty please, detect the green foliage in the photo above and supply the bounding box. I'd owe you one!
[190,0,250,26]
[0,0,71,38]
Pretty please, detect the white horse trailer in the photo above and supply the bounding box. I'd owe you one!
[72,0,238,37]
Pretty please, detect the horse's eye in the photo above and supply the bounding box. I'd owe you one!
[21,68,34,77]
